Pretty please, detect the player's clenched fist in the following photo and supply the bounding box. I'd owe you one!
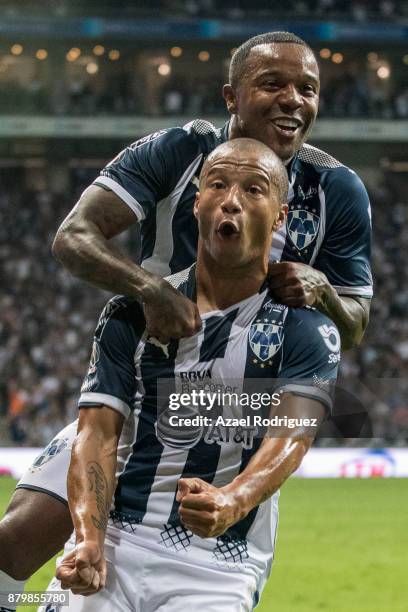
[267,261,329,308]
[143,277,202,344]
[177,477,242,539]
[56,541,106,596]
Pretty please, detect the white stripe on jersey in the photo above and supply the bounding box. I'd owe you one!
[334,285,373,298]
[142,154,203,277]
[309,184,327,266]
[141,291,268,528]
[95,175,146,221]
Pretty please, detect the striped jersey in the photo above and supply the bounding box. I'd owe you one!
[78,265,340,573]
[94,119,372,298]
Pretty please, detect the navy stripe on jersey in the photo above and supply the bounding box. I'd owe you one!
[113,338,179,520]
[223,297,288,541]
[199,310,239,361]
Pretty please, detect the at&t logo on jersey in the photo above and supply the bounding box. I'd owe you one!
[287,206,320,250]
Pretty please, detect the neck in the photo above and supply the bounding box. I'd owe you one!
[228,116,294,166]
[195,245,269,314]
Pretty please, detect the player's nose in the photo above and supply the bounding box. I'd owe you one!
[277,83,303,111]
[221,185,243,214]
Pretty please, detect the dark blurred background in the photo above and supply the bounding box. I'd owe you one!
[1,0,408,447]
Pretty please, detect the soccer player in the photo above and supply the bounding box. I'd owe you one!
[50,139,340,610]
[0,30,371,603]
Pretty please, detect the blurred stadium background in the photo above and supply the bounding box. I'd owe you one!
[0,1,407,610]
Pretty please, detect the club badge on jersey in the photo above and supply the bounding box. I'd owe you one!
[249,320,284,366]
[29,437,69,471]
[287,206,320,251]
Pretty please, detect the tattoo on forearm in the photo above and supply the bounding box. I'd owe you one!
[87,461,110,531]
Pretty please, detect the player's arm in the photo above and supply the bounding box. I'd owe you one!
[268,167,372,350]
[53,186,200,343]
[57,296,142,594]
[53,184,153,297]
[267,262,370,350]
[178,394,324,538]
[178,309,339,538]
[57,406,123,595]
[53,129,202,342]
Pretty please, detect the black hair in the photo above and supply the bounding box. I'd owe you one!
[229,31,315,88]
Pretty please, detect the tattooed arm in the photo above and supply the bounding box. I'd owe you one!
[56,406,123,595]
[53,186,201,343]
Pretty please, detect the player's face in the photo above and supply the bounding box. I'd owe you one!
[195,153,285,267]
[224,43,319,163]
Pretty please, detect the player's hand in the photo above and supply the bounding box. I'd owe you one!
[267,262,329,308]
[143,278,202,344]
[177,477,242,538]
[56,541,106,596]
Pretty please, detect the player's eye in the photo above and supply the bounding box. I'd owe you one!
[211,180,225,190]
[303,84,317,95]
[248,185,263,196]
[262,81,279,90]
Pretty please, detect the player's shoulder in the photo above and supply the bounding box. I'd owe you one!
[182,118,224,152]
[95,295,145,336]
[285,306,341,353]
[298,143,367,198]
[165,264,196,298]
[126,119,221,159]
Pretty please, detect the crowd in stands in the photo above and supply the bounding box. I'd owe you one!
[0,72,407,119]
[2,0,408,21]
[1,163,407,447]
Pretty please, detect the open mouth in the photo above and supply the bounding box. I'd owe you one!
[271,118,302,137]
[217,219,240,237]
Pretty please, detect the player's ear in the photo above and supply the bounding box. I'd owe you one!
[223,84,237,115]
[272,204,288,231]
[193,192,200,219]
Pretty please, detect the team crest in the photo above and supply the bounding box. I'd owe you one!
[287,208,319,250]
[249,321,284,363]
[31,437,69,469]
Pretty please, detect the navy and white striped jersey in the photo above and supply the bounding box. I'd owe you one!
[94,119,372,298]
[78,265,340,570]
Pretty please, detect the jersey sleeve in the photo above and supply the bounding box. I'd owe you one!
[278,308,340,413]
[314,167,373,298]
[93,127,202,222]
[79,296,146,418]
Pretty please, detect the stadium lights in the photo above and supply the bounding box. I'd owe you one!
[66,48,81,62]
[377,65,390,79]
[170,47,182,58]
[36,49,48,61]
[10,44,23,56]
[108,50,120,61]
[86,61,99,75]
[319,48,331,59]
[93,45,105,56]
[198,51,210,62]
[332,53,343,64]
[158,63,171,76]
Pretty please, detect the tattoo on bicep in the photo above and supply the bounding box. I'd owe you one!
[87,461,110,531]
